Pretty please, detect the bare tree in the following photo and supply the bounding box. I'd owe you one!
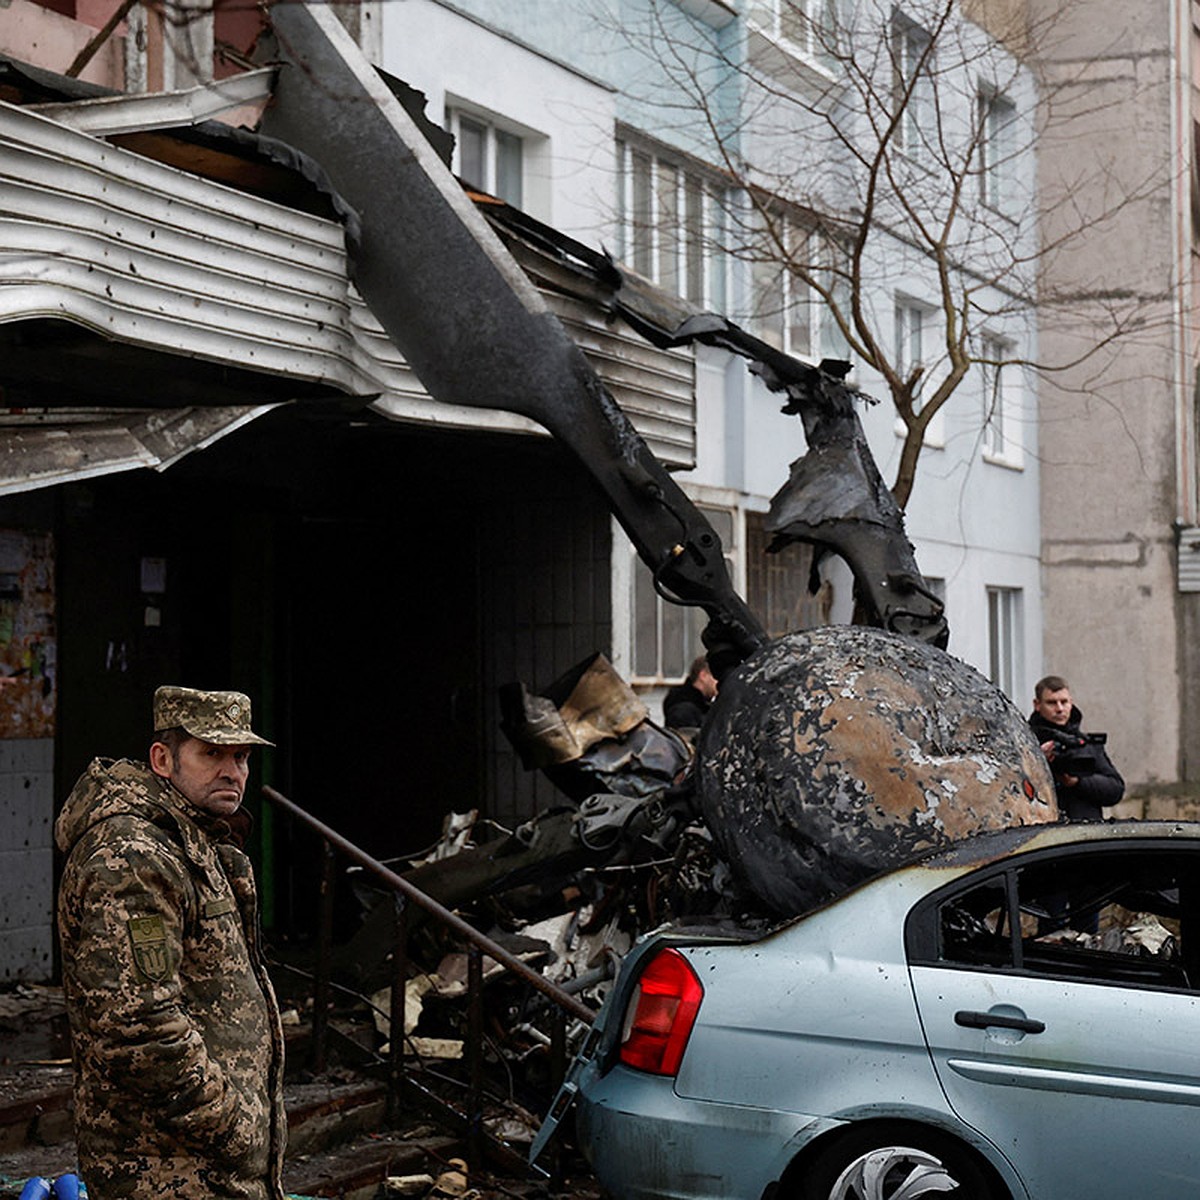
[62,0,1170,515]
[603,0,1169,509]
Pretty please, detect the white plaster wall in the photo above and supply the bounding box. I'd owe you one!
[1031,0,1181,788]
[380,0,617,240]
[381,0,1044,702]
[0,739,54,982]
[681,3,1042,690]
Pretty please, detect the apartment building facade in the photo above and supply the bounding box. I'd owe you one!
[1030,0,1200,805]
[382,0,1045,704]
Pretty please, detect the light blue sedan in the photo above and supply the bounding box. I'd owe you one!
[534,821,1200,1199]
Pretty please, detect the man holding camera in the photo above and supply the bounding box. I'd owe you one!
[1029,674,1125,821]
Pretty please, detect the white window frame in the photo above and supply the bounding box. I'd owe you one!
[892,11,933,159]
[980,334,1023,468]
[979,88,1016,212]
[893,296,943,447]
[613,500,743,687]
[448,107,525,209]
[747,0,840,71]
[750,210,849,363]
[986,585,1024,702]
[617,139,728,310]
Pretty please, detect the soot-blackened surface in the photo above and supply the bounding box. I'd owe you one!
[696,627,1057,915]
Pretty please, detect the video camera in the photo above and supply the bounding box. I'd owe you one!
[1044,727,1109,776]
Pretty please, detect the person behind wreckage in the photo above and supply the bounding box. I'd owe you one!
[1029,674,1125,822]
[662,654,718,732]
[55,686,286,1200]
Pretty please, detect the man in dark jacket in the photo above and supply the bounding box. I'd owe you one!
[1028,674,1124,821]
[663,654,718,731]
[56,686,285,1200]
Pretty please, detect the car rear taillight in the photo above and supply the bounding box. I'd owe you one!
[618,947,703,1076]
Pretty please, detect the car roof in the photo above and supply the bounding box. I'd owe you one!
[779,820,1200,940]
[915,819,1200,872]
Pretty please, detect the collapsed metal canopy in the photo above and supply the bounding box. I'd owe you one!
[0,402,279,495]
[0,55,698,495]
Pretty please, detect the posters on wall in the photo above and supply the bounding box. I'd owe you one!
[0,529,56,738]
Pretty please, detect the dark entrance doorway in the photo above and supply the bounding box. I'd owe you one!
[38,404,612,943]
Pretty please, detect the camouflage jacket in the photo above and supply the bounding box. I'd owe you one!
[55,758,286,1200]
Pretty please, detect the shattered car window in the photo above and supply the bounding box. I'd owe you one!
[931,848,1200,992]
[940,878,1010,968]
[1016,851,1193,990]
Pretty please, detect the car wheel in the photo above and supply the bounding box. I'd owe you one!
[798,1125,1002,1200]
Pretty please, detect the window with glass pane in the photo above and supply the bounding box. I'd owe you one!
[630,150,654,278]
[495,130,523,209]
[892,14,932,156]
[450,110,523,207]
[895,300,925,394]
[752,252,787,351]
[658,164,680,292]
[819,245,851,360]
[631,506,736,681]
[980,91,1015,210]
[458,117,487,192]
[986,585,1022,700]
[750,0,839,67]
[788,275,813,357]
[684,177,706,304]
[751,213,846,360]
[707,193,728,311]
[617,140,727,307]
[981,336,1008,457]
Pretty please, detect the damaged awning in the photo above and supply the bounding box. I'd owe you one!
[0,405,278,494]
[0,56,697,494]
[26,68,277,136]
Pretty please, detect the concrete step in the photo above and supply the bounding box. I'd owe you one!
[286,1079,388,1157]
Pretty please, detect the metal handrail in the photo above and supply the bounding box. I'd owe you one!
[262,786,596,1025]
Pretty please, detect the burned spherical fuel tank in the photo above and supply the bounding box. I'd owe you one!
[696,626,1057,915]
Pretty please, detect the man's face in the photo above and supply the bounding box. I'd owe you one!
[695,666,718,700]
[1033,687,1073,726]
[152,737,252,816]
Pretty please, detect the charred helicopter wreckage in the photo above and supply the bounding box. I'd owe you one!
[256,8,1057,992]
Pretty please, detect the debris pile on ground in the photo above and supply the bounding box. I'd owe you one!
[302,655,779,1164]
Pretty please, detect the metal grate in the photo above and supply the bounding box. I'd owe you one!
[1179,526,1200,592]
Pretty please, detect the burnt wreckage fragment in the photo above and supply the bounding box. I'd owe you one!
[696,627,1057,913]
[262,5,1057,922]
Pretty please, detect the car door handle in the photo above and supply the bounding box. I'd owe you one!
[955,1009,1045,1034]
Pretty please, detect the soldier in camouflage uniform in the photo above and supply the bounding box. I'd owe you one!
[55,686,286,1200]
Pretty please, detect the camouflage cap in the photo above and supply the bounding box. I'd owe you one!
[153,685,274,747]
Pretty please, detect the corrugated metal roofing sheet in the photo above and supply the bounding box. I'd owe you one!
[27,69,276,135]
[0,93,696,490]
[0,100,359,383]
